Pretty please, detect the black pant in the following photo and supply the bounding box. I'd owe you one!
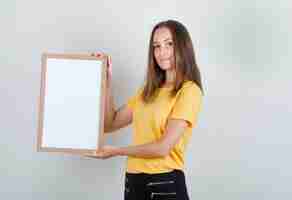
[124,169,189,200]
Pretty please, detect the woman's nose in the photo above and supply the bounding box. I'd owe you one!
[158,46,169,57]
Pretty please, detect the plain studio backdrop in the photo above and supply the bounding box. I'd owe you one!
[1,0,292,199]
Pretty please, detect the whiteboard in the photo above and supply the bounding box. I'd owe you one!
[37,53,106,155]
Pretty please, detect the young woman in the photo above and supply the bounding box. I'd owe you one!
[89,20,203,200]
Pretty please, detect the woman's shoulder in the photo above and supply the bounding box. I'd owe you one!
[181,80,201,94]
[131,86,144,100]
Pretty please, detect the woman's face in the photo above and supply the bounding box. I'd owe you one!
[153,27,175,71]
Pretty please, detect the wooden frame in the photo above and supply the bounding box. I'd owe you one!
[36,52,107,155]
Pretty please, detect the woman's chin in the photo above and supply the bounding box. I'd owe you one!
[159,64,173,71]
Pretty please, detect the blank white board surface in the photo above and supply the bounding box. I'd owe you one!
[37,53,106,155]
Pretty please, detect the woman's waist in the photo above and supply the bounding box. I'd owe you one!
[126,156,184,174]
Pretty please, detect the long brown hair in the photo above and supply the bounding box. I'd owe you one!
[141,20,204,103]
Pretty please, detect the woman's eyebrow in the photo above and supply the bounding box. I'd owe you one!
[153,38,173,44]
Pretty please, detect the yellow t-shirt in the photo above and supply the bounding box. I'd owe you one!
[126,80,202,174]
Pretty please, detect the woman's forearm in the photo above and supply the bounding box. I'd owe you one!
[117,141,169,158]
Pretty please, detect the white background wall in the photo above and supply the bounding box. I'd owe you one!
[1,0,292,199]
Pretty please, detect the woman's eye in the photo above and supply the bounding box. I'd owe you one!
[167,42,173,46]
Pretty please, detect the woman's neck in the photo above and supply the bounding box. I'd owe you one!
[165,69,175,85]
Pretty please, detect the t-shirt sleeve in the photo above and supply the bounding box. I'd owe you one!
[127,94,137,110]
[126,88,143,110]
[169,84,202,128]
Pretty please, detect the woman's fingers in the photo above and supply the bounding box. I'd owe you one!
[90,52,105,57]
[84,150,105,159]
[108,55,112,65]
[90,53,110,66]
[107,55,112,75]
[90,52,112,77]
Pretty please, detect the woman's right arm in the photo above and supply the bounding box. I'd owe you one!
[104,81,133,133]
[92,52,133,133]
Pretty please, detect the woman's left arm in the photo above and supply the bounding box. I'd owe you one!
[118,118,189,158]
[87,119,189,159]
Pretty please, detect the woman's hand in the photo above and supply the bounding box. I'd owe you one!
[85,145,120,159]
[91,52,112,88]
